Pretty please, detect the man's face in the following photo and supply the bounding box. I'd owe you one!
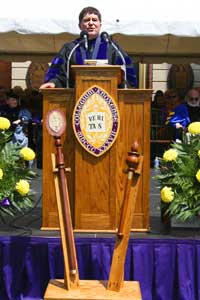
[6,97,18,108]
[79,13,101,40]
[166,93,180,110]
[187,90,200,107]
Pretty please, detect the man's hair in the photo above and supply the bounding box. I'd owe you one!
[6,90,19,100]
[79,7,101,24]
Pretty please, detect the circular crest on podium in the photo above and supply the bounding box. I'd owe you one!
[73,85,120,157]
[45,109,66,137]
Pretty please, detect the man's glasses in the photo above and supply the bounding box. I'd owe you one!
[189,97,199,101]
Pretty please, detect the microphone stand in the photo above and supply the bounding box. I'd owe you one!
[109,40,128,89]
[66,41,83,88]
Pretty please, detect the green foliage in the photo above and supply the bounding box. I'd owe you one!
[0,131,36,218]
[0,130,12,149]
[156,133,200,221]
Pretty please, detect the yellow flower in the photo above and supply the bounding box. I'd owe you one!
[196,170,200,183]
[15,180,30,196]
[161,186,174,203]
[0,168,3,179]
[20,147,35,161]
[163,149,178,162]
[0,117,10,130]
[188,122,200,134]
[198,150,200,158]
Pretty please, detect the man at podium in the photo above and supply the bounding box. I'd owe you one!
[40,6,137,89]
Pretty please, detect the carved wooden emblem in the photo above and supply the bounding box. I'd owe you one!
[73,85,120,157]
[26,62,49,89]
[45,109,66,137]
[167,64,194,98]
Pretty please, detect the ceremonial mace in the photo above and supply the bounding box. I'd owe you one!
[45,109,79,290]
[107,141,143,292]
[44,117,142,299]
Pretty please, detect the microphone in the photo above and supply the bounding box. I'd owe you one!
[66,31,89,87]
[101,31,128,88]
[66,34,85,88]
[100,31,110,43]
[80,30,89,50]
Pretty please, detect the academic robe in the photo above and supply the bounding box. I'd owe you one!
[166,103,200,128]
[44,35,138,88]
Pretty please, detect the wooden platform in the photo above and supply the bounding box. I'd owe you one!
[44,279,142,300]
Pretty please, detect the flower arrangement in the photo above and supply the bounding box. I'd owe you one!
[0,117,36,219]
[156,121,200,221]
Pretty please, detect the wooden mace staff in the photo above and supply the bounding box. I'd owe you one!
[117,142,140,236]
[107,141,143,292]
[46,109,79,290]
[54,135,77,275]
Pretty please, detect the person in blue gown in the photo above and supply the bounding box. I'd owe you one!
[165,88,200,140]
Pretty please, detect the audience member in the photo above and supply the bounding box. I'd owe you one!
[156,89,181,127]
[13,85,24,100]
[0,90,21,124]
[152,90,165,109]
[151,90,166,130]
[0,90,32,147]
[165,88,200,140]
[164,89,181,113]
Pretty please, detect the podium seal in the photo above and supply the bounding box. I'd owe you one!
[45,109,66,137]
[73,85,120,157]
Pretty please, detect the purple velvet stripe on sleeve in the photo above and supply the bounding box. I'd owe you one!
[51,57,64,65]
[44,67,61,82]
[44,56,64,82]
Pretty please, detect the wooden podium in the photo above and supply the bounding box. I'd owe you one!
[41,65,152,231]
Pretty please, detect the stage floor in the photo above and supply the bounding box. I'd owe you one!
[0,168,200,240]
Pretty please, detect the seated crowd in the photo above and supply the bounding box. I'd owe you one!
[151,87,200,165]
[0,86,43,168]
[151,87,200,141]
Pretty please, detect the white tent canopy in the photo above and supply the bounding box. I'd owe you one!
[1,0,200,63]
